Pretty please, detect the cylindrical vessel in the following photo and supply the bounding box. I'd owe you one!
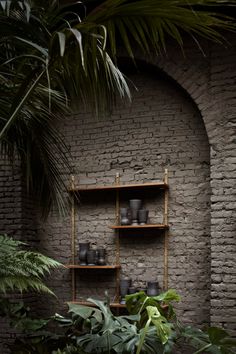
[97,248,106,265]
[129,199,142,225]
[138,209,149,225]
[128,287,137,294]
[129,199,142,210]
[120,207,130,225]
[120,278,132,288]
[78,242,90,265]
[147,281,159,296]
[130,208,139,225]
[120,278,132,304]
[87,249,96,266]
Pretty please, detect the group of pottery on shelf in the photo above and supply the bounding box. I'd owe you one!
[78,242,106,266]
[120,279,159,304]
[120,199,149,226]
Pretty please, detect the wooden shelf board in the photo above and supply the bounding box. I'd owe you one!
[65,264,121,269]
[68,301,125,308]
[109,224,169,230]
[70,181,168,193]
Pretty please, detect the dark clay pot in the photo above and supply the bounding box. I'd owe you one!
[97,248,106,265]
[147,281,159,296]
[78,242,90,265]
[130,208,139,225]
[129,199,142,210]
[120,278,132,288]
[128,287,137,294]
[129,199,142,225]
[138,209,149,225]
[120,279,132,304]
[120,208,130,225]
[87,249,96,265]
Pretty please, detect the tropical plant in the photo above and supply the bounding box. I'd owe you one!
[0,234,61,295]
[5,290,236,353]
[0,0,235,215]
[7,289,181,354]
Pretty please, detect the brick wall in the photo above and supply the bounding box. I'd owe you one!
[0,159,38,353]
[1,35,236,351]
[0,159,22,353]
[146,38,236,333]
[37,68,211,327]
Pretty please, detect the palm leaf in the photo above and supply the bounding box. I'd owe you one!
[87,0,235,56]
[0,0,235,216]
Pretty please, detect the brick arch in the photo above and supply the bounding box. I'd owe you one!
[125,48,219,146]
[130,58,213,138]
[117,60,212,325]
[119,57,211,324]
[130,48,236,334]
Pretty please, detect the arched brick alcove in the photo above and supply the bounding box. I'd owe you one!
[37,61,211,327]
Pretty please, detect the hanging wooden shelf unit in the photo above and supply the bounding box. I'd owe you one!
[69,301,126,308]
[109,224,168,230]
[65,264,121,269]
[69,181,168,193]
[68,169,169,307]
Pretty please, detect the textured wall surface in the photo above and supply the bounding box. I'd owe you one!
[0,160,22,353]
[0,160,39,353]
[38,70,211,327]
[1,35,236,353]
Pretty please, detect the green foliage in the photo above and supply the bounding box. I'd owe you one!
[4,290,236,354]
[0,298,49,332]
[181,325,236,354]
[0,234,61,295]
[0,0,235,216]
[52,291,181,353]
[126,289,180,329]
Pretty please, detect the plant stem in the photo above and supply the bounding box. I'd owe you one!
[194,343,212,354]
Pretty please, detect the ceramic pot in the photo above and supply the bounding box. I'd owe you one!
[97,248,106,265]
[128,287,137,294]
[120,279,132,288]
[120,279,132,304]
[129,199,142,225]
[120,207,130,225]
[147,281,159,296]
[129,199,142,210]
[120,287,129,304]
[138,209,149,225]
[94,249,99,264]
[78,242,90,265]
[130,208,139,225]
[87,249,96,265]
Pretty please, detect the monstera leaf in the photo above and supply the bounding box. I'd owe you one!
[181,325,236,354]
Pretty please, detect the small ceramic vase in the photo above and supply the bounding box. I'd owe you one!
[120,207,130,225]
[129,199,142,225]
[97,248,106,265]
[120,278,132,304]
[128,287,137,294]
[87,249,96,265]
[129,199,142,210]
[78,242,90,265]
[120,279,132,288]
[138,209,149,225]
[147,281,159,296]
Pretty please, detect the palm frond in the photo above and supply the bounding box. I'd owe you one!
[86,0,235,57]
[0,0,235,216]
